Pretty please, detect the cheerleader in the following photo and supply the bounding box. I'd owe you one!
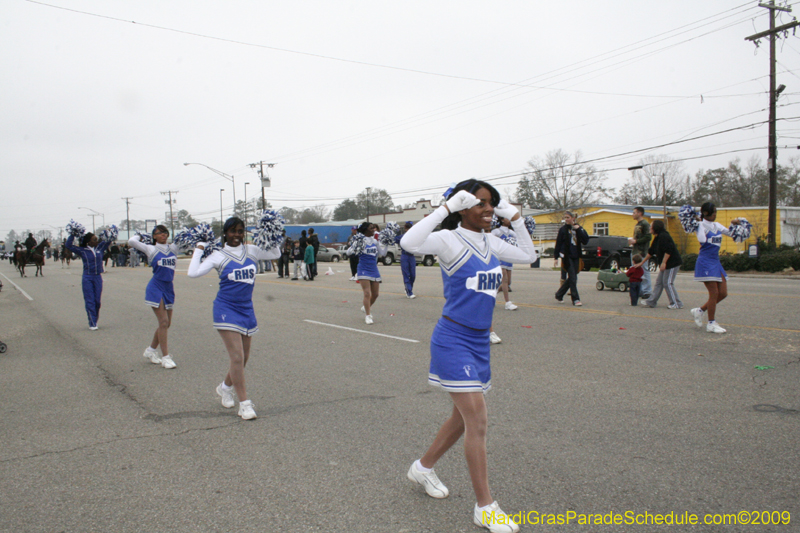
[400,179,537,533]
[128,225,180,369]
[346,222,386,325]
[689,202,745,334]
[491,217,518,311]
[66,232,112,330]
[187,217,281,420]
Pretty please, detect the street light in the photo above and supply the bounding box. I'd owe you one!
[78,207,105,233]
[243,182,251,242]
[219,189,225,228]
[184,162,236,217]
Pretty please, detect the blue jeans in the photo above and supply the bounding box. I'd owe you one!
[629,281,641,306]
[641,259,652,295]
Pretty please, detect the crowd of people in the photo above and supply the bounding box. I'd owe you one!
[4,193,748,533]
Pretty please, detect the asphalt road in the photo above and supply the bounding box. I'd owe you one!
[1,258,798,533]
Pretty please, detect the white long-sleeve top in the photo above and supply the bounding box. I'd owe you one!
[127,235,181,258]
[187,243,281,278]
[400,205,538,267]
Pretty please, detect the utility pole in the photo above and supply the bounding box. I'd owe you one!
[662,173,667,220]
[745,1,798,245]
[122,197,132,240]
[161,190,179,238]
[249,161,275,211]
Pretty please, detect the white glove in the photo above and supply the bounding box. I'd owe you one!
[494,199,518,220]
[445,190,480,213]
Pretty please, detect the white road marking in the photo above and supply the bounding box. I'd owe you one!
[304,320,419,343]
[0,273,34,301]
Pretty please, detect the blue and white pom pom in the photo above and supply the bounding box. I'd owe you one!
[729,217,752,242]
[98,225,119,243]
[501,233,518,246]
[679,204,700,234]
[135,232,153,245]
[173,223,215,251]
[66,219,86,238]
[201,240,222,261]
[252,210,286,251]
[524,216,536,235]
[378,221,401,247]
[348,232,365,256]
[491,214,501,230]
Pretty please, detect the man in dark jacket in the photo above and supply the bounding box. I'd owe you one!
[308,228,320,277]
[637,219,683,309]
[553,211,589,306]
[24,233,37,263]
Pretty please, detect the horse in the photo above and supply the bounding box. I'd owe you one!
[61,247,73,267]
[15,239,50,277]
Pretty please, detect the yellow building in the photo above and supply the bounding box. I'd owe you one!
[527,205,796,255]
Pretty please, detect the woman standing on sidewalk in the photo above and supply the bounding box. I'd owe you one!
[400,179,537,533]
[346,222,385,325]
[65,230,112,330]
[128,225,180,369]
[187,217,281,420]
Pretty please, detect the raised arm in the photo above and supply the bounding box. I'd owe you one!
[248,244,281,261]
[187,245,219,278]
[127,234,154,255]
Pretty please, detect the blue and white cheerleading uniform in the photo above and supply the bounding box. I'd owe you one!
[348,235,385,282]
[66,235,111,328]
[694,220,731,283]
[128,236,180,309]
[187,243,280,336]
[401,207,537,393]
[491,227,517,270]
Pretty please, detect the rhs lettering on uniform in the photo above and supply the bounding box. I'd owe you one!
[159,257,177,269]
[465,267,503,296]
[227,265,257,284]
[710,236,722,245]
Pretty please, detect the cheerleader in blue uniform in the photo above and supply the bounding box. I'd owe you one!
[128,225,180,369]
[400,180,537,533]
[346,222,386,325]
[689,202,744,334]
[66,232,112,330]
[187,217,281,420]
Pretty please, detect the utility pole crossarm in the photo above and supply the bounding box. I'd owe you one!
[745,20,799,42]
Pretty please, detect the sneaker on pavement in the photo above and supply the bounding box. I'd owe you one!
[573,301,582,307]
[707,322,727,334]
[473,501,520,533]
[668,303,684,309]
[238,400,257,420]
[639,300,652,307]
[161,355,177,369]
[143,348,162,365]
[407,293,416,299]
[216,383,236,408]
[89,326,99,331]
[555,297,564,304]
[504,301,518,311]
[489,332,502,344]
[691,308,705,328]
[407,462,449,499]
[365,314,374,325]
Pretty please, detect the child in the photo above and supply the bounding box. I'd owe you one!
[626,254,644,306]
[291,241,303,280]
[303,237,316,281]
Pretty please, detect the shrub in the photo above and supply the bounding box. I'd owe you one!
[758,250,800,272]
[543,247,555,257]
[681,253,698,271]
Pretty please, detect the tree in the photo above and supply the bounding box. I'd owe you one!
[279,207,299,224]
[613,155,688,205]
[175,209,199,228]
[516,149,611,209]
[233,200,257,226]
[296,205,328,224]
[332,199,362,221]
[356,188,395,216]
[6,230,20,245]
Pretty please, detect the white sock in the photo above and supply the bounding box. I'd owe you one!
[145,347,157,353]
[708,320,716,324]
[220,382,232,390]
[477,502,496,512]
[414,459,431,473]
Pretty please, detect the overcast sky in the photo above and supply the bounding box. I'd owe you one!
[2,0,799,241]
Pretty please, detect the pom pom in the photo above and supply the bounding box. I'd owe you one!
[173,223,215,251]
[378,221,401,247]
[98,225,118,243]
[491,215,501,230]
[135,232,153,246]
[201,240,222,261]
[524,216,536,235]
[679,204,700,234]
[501,233,518,247]
[349,233,365,256]
[252,210,286,251]
[729,218,752,243]
[66,219,86,238]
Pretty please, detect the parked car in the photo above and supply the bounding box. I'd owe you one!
[580,235,633,271]
[316,245,342,262]
[380,244,436,266]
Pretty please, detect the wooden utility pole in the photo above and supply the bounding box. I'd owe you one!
[161,190,179,237]
[122,197,133,239]
[745,1,798,245]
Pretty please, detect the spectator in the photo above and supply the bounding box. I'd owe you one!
[290,240,303,280]
[304,235,316,281]
[110,243,120,268]
[553,211,589,306]
[308,228,320,277]
[277,233,291,278]
[628,207,652,298]
[625,254,644,306]
[639,219,683,309]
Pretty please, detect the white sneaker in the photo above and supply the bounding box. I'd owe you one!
[407,293,416,299]
[691,308,705,328]
[668,303,684,309]
[504,301,518,311]
[238,400,257,420]
[89,326,99,331]
[473,501,520,533]
[573,301,582,307]
[365,314,374,325]
[489,332,502,344]
[160,355,177,369]
[216,383,236,408]
[143,348,162,365]
[707,322,727,334]
[407,462,449,498]
[349,276,356,281]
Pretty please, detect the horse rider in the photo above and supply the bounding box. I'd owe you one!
[24,233,37,263]
[13,241,22,266]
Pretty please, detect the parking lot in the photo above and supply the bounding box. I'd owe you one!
[1,260,798,532]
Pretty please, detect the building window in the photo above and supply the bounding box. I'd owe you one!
[593,222,609,236]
